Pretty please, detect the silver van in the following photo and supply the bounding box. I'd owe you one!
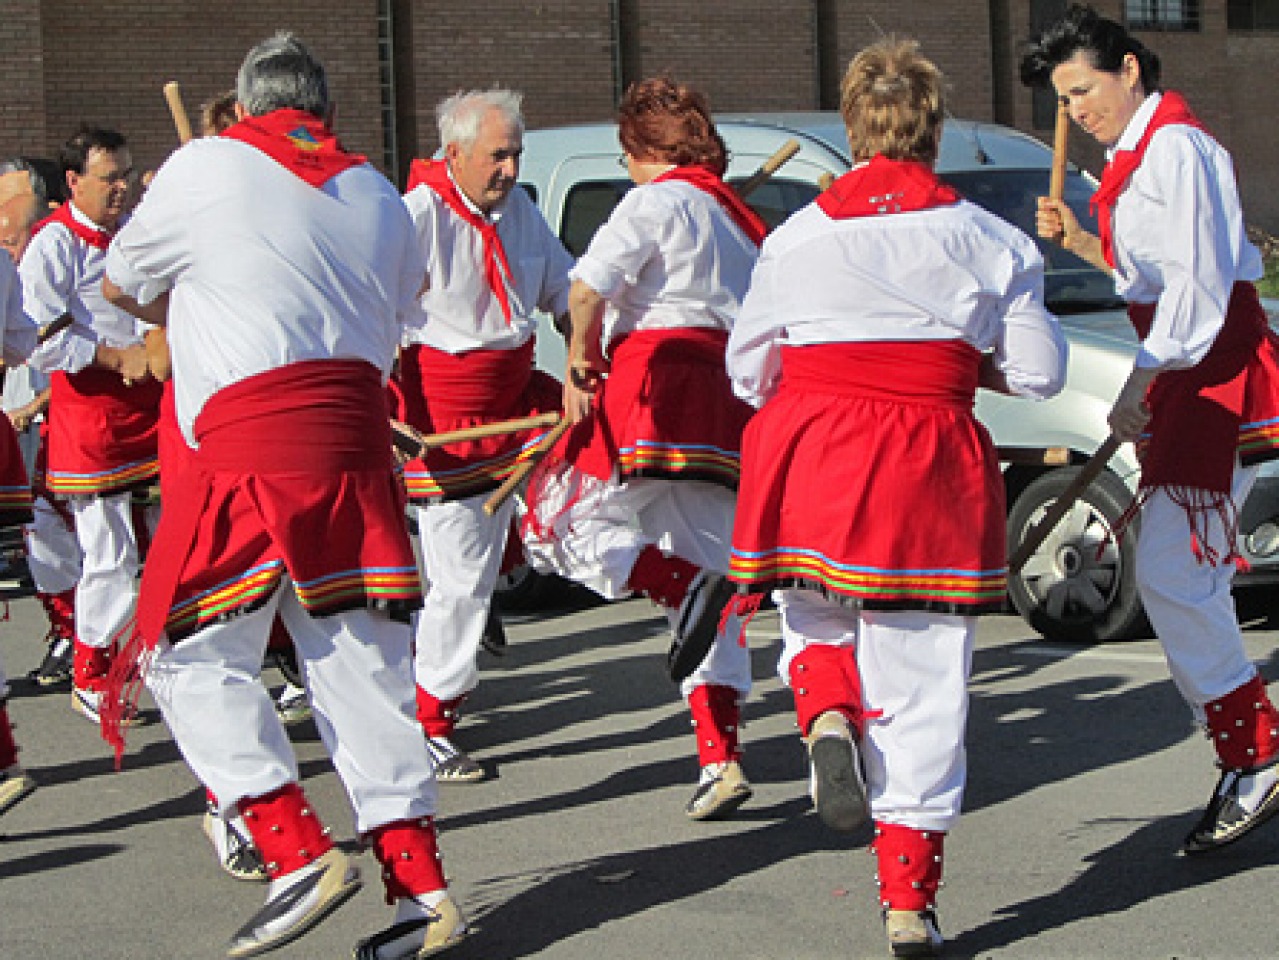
[512,112,1279,642]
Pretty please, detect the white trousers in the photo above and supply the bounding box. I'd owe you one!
[1136,463,1259,712]
[69,493,143,648]
[523,470,751,696]
[146,581,437,834]
[24,495,81,595]
[412,493,515,702]
[776,589,973,833]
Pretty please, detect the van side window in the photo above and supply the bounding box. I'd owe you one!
[560,179,632,256]
[725,178,822,232]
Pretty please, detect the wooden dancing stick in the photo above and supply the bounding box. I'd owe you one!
[1007,433,1123,575]
[390,411,562,460]
[1048,96,1070,244]
[163,81,194,145]
[481,415,573,516]
[736,138,800,198]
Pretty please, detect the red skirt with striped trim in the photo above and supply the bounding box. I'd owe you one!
[556,327,753,489]
[45,367,160,496]
[728,340,1007,615]
[396,340,561,501]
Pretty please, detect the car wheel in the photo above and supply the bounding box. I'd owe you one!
[1007,467,1147,642]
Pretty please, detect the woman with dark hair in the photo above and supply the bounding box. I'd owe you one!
[1024,4,1279,855]
[726,38,1065,956]
[523,76,765,822]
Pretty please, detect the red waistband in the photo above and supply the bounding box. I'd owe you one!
[780,340,980,407]
[194,359,392,473]
[399,339,534,419]
[609,326,729,364]
[1128,281,1265,355]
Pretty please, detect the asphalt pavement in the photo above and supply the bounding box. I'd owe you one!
[4,578,1279,959]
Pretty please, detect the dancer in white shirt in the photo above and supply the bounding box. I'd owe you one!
[1024,3,1279,855]
[104,33,467,959]
[522,76,763,820]
[727,39,1066,957]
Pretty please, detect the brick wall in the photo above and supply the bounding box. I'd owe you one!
[0,0,47,157]
[1,0,1277,231]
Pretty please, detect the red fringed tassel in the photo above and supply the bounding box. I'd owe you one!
[99,621,151,767]
[719,591,764,640]
[369,818,446,904]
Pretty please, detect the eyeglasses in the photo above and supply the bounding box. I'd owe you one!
[617,154,629,169]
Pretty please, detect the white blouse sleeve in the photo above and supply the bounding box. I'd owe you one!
[727,237,787,408]
[1129,130,1239,370]
[569,187,662,300]
[989,235,1067,399]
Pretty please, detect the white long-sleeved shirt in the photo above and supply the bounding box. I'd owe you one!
[20,202,146,375]
[0,253,37,366]
[571,179,759,347]
[402,175,572,354]
[105,136,423,445]
[1108,92,1263,371]
[729,184,1066,409]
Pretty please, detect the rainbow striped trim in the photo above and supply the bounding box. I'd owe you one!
[403,432,550,501]
[0,485,33,511]
[165,560,286,639]
[46,457,159,497]
[617,440,740,485]
[1239,415,1279,462]
[293,565,422,615]
[729,546,1007,607]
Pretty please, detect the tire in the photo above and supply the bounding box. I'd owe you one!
[1006,467,1147,643]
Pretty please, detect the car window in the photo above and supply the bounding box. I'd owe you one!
[726,178,823,232]
[559,176,821,256]
[560,179,631,256]
[940,169,1125,314]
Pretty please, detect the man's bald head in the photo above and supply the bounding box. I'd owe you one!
[0,179,44,262]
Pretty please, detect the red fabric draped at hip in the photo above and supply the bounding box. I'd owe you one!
[0,413,33,528]
[556,327,753,488]
[135,359,420,647]
[728,340,1007,614]
[1133,281,1279,492]
[45,367,161,496]
[397,340,561,501]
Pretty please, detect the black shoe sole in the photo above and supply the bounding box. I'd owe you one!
[810,735,869,833]
[1183,778,1279,855]
[667,576,735,683]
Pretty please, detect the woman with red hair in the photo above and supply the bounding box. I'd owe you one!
[524,76,764,822]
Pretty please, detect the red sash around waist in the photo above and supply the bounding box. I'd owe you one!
[778,338,981,407]
[1132,281,1279,492]
[135,359,396,646]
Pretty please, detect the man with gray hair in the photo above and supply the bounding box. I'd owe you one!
[397,89,571,781]
[102,32,467,959]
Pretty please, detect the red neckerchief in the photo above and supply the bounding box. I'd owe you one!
[817,155,961,219]
[37,202,112,249]
[221,109,366,188]
[406,158,515,324]
[1090,92,1208,267]
[652,165,768,246]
